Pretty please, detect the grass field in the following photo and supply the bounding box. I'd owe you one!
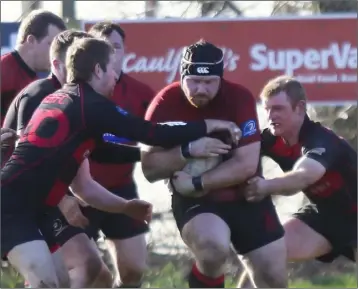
[1,264,357,288]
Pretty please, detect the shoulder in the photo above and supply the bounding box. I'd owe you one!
[1,52,15,64]
[221,80,255,101]
[152,82,182,103]
[260,127,277,152]
[123,74,154,94]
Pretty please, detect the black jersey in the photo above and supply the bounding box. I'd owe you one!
[1,74,140,166]
[1,82,207,212]
[261,116,357,215]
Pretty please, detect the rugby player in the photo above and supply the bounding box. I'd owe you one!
[2,29,137,288]
[1,37,241,288]
[244,75,357,263]
[142,40,288,288]
[49,22,157,288]
[1,9,66,123]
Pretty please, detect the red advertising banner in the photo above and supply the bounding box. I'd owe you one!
[83,15,357,103]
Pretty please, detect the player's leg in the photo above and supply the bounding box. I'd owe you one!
[172,195,231,288]
[230,197,287,288]
[41,206,112,287]
[2,214,61,288]
[284,205,333,261]
[286,204,357,263]
[101,183,149,287]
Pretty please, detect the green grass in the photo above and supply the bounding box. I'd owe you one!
[289,274,357,288]
[1,263,357,288]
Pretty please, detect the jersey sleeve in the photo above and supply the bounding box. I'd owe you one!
[84,95,207,148]
[90,141,141,164]
[16,93,41,133]
[2,99,18,131]
[144,91,169,122]
[233,87,261,147]
[302,129,339,169]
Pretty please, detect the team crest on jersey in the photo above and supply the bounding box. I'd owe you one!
[242,120,257,137]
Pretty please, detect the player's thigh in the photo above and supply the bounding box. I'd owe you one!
[61,233,104,273]
[229,197,284,255]
[107,233,148,274]
[286,206,333,261]
[228,198,286,283]
[172,195,231,257]
[8,240,60,288]
[51,248,71,287]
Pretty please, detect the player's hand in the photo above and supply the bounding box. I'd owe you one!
[204,120,241,146]
[189,137,231,158]
[244,176,270,202]
[122,199,153,223]
[170,171,207,198]
[58,195,89,229]
[1,128,18,145]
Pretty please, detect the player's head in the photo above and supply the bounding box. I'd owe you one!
[49,30,92,85]
[17,9,67,71]
[66,38,118,98]
[260,75,307,136]
[180,40,223,108]
[88,22,126,76]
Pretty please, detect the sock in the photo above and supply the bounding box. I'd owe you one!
[188,263,225,288]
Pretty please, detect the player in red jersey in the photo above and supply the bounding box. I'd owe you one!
[1,9,66,123]
[1,37,240,288]
[142,40,287,288]
[42,22,156,287]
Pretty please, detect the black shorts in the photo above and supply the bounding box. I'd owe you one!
[172,195,284,255]
[293,204,357,262]
[1,211,59,260]
[40,182,149,246]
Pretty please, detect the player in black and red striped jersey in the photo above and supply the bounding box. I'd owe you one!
[1,9,66,124]
[1,37,241,288]
[244,76,357,264]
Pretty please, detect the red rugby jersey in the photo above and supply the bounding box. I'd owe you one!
[89,73,155,189]
[1,51,37,124]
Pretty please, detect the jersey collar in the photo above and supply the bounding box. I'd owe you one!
[49,73,62,89]
[298,114,313,142]
[11,50,37,78]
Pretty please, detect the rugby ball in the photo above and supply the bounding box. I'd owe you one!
[182,155,222,177]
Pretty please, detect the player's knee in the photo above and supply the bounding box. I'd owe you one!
[119,262,147,285]
[194,238,230,274]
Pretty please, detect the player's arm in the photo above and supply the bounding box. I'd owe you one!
[85,95,238,150]
[70,159,151,221]
[70,159,130,213]
[264,140,337,196]
[90,140,141,164]
[141,145,187,182]
[200,91,261,190]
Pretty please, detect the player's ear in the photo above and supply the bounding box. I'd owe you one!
[94,63,103,79]
[26,34,37,45]
[296,100,306,115]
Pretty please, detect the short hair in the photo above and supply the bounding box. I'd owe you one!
[17,10,66,44]
[88,21,126,41]
[260,75,307,106]
[50,30,92,62]
[66,38,114,83]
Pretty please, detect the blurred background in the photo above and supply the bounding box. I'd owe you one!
[1,1,357,288]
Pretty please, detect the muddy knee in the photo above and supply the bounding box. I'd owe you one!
[119,262,147,286]
[194,240,230,276]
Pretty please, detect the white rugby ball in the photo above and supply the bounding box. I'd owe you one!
[182,156,222,177]
[167,156,222,198]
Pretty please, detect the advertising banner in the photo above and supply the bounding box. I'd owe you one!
[1,22,20,55]
[84,15,356,103]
